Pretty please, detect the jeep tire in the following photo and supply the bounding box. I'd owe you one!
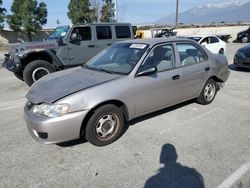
[23,60,54,86]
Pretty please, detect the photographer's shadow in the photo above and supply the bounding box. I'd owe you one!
[145,144,204,188]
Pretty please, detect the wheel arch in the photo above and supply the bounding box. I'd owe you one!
[80,100,129,137]
[21,50,63,69]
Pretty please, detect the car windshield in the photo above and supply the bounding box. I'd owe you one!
[84,43,149,75]
[187,37,202,42]
[50,26,70,39]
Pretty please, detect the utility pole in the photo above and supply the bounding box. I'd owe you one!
[113,0,118,22]
[175,0,179,28]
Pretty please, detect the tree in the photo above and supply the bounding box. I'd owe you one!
[7,0,48,41]
[100,0,115,22]
[0,0,7,29]
[68,0,93,24]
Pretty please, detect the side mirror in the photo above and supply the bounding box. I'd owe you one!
[137,67,157,77]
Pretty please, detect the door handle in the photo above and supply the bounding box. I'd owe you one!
[88,45,95,48]
[172,75,180,80]
[205,67,210,71]
[107,43,112,46]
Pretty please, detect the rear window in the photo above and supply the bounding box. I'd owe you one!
[96,26,112,40]
[115,26,131,38]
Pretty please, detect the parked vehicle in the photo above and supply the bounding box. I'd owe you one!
[234,44,250,69]
[236,27,250,43]
[24,38,230,146]
[187,35,226,54]
[2,23,134,86]
[154,28,177,38]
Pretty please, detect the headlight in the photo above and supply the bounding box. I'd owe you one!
[236,51,245,58]
[33,103,70,118]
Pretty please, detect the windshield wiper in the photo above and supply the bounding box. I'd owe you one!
[82,64,115,74]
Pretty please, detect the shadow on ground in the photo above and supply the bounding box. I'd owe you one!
[144,144,204,188]
[228,64,250,72]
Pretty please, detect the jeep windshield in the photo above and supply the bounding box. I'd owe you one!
[50,26,70,40]
[84,43,149,75]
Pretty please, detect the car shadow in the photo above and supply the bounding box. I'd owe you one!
[228,64,250,72]
[57,99,195,147]
[129,99,195,126]
[144,143,204,188]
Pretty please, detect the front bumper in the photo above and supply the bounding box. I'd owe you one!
[24,105,89,144]
[234,55,250,69]
[2,55,21,72]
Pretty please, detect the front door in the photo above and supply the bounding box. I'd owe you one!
[66,26,99,66]
[133,44,182,116]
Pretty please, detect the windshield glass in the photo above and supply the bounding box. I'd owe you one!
[50,26,70,39]
[85,43,149,75]
[187,37,202,42]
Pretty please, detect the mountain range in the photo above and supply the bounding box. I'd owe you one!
[155,1,250,24]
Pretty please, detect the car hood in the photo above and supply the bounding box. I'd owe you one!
[26,67,122,104]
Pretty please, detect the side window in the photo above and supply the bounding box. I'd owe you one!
[115,26,131,38]
[96,26,112,40]
[141,44,175,72]
[72,27,91,41]
[201,37,209,45]
[210,37,219,43]
[177,43,206,67]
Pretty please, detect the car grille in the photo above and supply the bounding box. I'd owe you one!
[27,101,34,110]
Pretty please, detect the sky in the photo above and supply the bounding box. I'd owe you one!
[1,0,243,28]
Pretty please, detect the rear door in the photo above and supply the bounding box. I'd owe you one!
[176,43,209,100]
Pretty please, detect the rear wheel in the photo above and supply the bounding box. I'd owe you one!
[23,60,54,86]
[219,48,224,54]
[85,104,125,146]
[241,37,248,43]
[197,79,217,105]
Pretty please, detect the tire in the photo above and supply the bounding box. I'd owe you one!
[23,60,54,86]
[197,79,217,105]
[85,104,125,146]
[14,71,24,81]
[241,37,248,43]
[219,48,224,54]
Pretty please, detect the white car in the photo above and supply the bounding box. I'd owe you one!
[186,35,226,54]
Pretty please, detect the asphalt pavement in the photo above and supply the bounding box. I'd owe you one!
[0,43,249,188]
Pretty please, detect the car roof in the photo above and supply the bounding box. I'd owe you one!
[118,37,195,46]
[184,35,218,38]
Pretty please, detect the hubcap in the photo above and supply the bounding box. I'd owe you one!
[204,83,215,102]
[32,67,50,81]
[95,113,118,139]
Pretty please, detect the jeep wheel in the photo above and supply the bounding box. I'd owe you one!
[241,37,248,43]
[23,60,54,86]
[14,72,24,81]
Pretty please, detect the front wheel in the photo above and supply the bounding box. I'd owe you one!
[241,37,248,43]
[14,71,24,81]
[23,60,54,86]
[197,79,217,105]
[85,104,125,146]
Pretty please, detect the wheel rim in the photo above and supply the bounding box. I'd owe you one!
[204,83,216,102]
[32,67,50,81]
[242,37,248,43]
[95,113,119,140]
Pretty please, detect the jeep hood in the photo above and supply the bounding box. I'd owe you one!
[26,67,121,104]
[14,40,58,51]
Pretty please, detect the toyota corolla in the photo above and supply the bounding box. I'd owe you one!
[24,38,230,146]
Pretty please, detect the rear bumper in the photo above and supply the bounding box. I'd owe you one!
[24,105,89,144]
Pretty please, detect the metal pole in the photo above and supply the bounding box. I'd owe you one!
[175,0,179,28]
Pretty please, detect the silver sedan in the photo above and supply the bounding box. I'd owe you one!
[24,38,230,146]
